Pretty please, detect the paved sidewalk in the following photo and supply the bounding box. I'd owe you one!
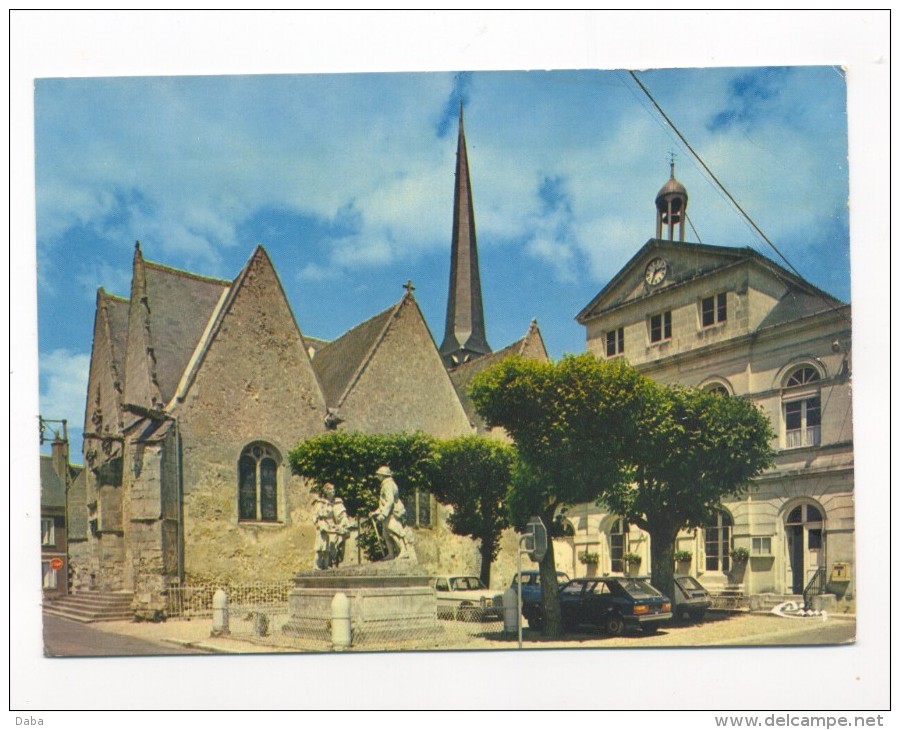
[88,616,296,654]
[84,609,855,654]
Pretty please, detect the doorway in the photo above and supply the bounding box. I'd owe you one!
[785,503,824,595]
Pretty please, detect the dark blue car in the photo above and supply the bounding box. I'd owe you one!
[511,570,569,629]
[523,577,672,635]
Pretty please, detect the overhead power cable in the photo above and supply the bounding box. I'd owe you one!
[629,71,804,280]
[628,70,850,322]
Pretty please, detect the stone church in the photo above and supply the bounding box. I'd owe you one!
[65,108,548,615]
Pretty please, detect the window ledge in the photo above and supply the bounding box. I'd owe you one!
[779,443,822,454]
[238,520,284,528]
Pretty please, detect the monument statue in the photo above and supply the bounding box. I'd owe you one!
[370,465,413,560]
[312,482,350,570]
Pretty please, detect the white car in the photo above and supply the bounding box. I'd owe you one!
[434,576,504,621]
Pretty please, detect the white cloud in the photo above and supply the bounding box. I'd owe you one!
[525,235,577,282]
[34,67,852,330]
[39,349,90,427]
[75,262,133,301]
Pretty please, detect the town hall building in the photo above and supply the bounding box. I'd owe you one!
[563,164,854,608]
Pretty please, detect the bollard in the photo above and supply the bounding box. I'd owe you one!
[331,592,351,651]
[211,588,230,637]
[254,611,269,637]
[503,586,519,635]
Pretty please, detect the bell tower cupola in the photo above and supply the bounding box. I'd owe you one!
[655,159,689,242]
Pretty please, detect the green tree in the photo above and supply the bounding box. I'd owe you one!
[289,431,437,561]
[469,354,652,636]
[431,436,516,588]
[605,383,775,601]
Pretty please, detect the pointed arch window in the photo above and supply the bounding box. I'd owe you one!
[783,365,822,449]
[238,442,280,522]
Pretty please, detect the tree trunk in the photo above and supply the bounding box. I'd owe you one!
[479,535,493,589]
[648,527,679,604]
[538,522,563,637]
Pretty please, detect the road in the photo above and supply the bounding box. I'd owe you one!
[723,617,856,646]
[42,614,211,657]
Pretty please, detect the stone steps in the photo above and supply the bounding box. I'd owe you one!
[748,593,804,612]
[43,592,134,623]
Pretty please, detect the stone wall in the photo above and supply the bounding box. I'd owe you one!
[339,297,474,438]
[173,249,327,585]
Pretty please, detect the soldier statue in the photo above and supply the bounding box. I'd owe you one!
[370,465,413,560]
[312,482,350,570]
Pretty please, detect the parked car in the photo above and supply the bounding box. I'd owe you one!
[522,577,672,635]
[511,570,570,627]
[434,576,504,621]
[672,575,711,621]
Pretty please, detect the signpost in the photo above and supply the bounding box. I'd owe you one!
[50,557,63,571]
[517,516,548,648]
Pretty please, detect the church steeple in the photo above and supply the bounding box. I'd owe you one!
[439,104,491,368]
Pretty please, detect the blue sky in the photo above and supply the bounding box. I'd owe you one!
[33,66,851,454]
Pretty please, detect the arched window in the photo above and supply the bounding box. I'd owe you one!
[783,365,822,449]
[238,442,280,522]
[705,383,730,397]
[609,518,628,573]
[704,511,733,572]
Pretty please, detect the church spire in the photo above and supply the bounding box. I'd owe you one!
[439,103,491,368]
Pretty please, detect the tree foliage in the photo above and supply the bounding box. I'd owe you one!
[431,436,516,587]
[469,354,653,635]
[606,383,775,598]
[469,354,652,519]
[469,352,775,631]
[289,431,437,560]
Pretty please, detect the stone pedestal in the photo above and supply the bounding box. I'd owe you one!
[283,561,440,646]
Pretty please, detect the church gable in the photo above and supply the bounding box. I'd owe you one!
[173,245,327,448]
[448,320,550,433]
[121,244,229,412]
[336,293,473,438]
[83,289,129,466]
[516,319,550,362]
[122,245,163,411]
[311,306,396,409]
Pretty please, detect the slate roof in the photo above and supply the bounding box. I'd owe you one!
[141,260,230,404]
[439,104,491,364]
[40,455,81,509]
[40,456,66,509]
[758,289,848,330]
[312,303,398,408]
